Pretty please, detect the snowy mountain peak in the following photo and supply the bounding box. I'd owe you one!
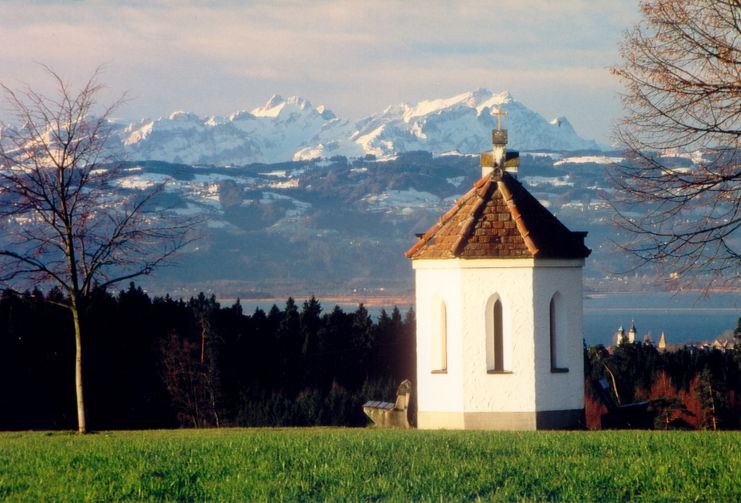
[251,95,288,118]
[315,105,336,121]
[381,103,410,117]
[466,87,512,108]
[285,96,312,110]
[168,110,200,122]
[549,116,571,127]
[473,90,512,115]
[228,110,255,122]
[205,116,222,127]
[402,88,512,122]
[118,89,601,165]
[251,95,317,118]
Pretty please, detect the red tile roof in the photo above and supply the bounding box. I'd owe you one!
[405,171,591,260]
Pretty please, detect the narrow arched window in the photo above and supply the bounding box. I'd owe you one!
[431,298,447,372]
[486,295,508,372]
[493,299,503,371]
[550,295,557,368]
[550,292,569,373]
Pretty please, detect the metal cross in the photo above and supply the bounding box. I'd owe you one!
[493,105,508,130]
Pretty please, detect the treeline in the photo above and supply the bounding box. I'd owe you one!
[0,285,415,430]
[1,285,738,430]
[585,342,740,430]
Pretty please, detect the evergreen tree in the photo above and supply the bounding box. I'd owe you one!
[300,297,323,387]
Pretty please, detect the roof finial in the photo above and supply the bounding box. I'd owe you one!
[481,103,518,179]
[491,105,508,148]
[493,104,508,130]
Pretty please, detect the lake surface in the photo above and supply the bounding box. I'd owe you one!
[238,291,739,348]
[583,291,739,347]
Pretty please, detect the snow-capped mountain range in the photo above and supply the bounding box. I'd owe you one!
[119,89,601,165]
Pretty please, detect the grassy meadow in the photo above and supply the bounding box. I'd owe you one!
[0,428,739,501]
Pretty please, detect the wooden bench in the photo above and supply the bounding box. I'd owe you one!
[363,380,411,429]
[596,377,653,429]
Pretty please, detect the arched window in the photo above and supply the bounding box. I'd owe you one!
[550,292,569,373]
[486,295,508,372]
[431,298,447,372]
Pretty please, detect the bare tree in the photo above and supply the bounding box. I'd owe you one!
[0,68,194,433]
[611,0,740,287]
[159,330,222,429]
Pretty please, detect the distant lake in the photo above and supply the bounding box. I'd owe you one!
[237,291,739,348]
[583,292,739,347]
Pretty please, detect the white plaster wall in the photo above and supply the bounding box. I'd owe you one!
[550,292,568,368]
[532,264,585,411]
[414,258,586,418]
[414,266,465,413]
[459,264,537,413]
[415,259,539,414]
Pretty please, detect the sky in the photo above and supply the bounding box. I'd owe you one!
[0,0,640,145]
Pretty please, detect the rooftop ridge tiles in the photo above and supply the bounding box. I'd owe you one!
[453,178,494,255]
[499,178,540,255]
[405,171,591,260]
[404,177,489,258]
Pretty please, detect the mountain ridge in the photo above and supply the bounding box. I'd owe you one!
[118,89,602,166]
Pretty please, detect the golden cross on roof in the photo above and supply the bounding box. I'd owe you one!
[493,105,507,130]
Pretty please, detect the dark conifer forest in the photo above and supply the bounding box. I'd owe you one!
[1,285,738,430]
[0,285,414,430]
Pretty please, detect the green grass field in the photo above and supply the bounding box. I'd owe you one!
[0,428,739,501]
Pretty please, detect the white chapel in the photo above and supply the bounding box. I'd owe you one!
[405,111,591,430]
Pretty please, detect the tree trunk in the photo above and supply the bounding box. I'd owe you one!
[708,382,717,432]
[71,297,87,434]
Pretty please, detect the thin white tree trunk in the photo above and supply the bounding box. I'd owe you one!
[71,296,86,434]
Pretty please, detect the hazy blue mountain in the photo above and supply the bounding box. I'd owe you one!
[108,150,671,299]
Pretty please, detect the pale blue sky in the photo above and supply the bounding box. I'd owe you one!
[0,1,640,145]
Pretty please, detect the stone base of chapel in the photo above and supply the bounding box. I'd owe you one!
[417,408,584,430]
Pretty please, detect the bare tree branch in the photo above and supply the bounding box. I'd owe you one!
[0,66,199,433]
[611,0,741,289]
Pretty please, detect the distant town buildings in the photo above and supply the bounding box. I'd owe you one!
[614,320,638,346]
[627,321,637,344]
[611,321,736,353]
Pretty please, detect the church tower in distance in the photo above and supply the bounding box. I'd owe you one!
[405,112,591,429]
